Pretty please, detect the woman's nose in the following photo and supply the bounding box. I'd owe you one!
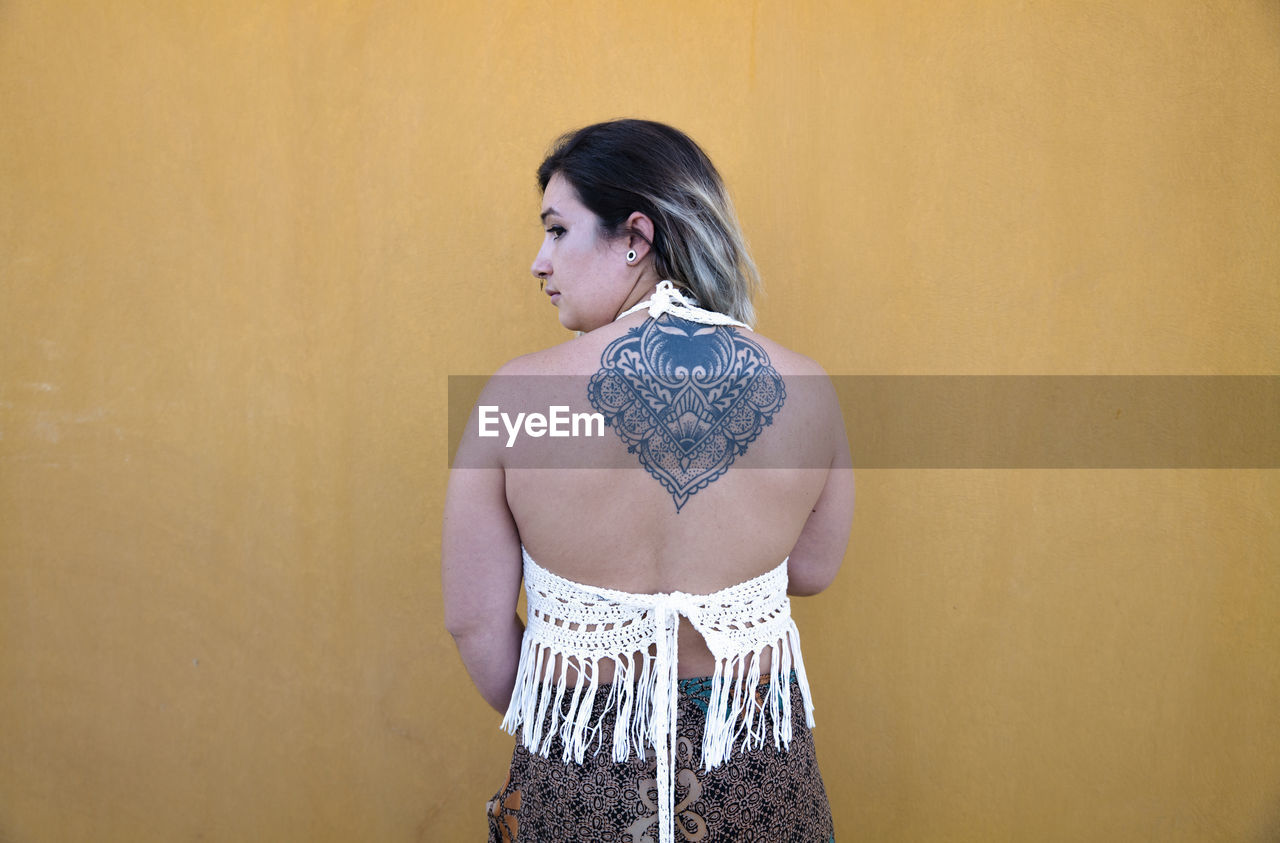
[531,245,551,279]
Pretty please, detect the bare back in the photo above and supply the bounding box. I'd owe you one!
[448,296,853,685]
[461,305,845,680]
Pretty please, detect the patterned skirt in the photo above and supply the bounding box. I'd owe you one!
[487,675,834,842]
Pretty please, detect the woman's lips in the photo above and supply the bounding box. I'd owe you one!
[547,291,560,305]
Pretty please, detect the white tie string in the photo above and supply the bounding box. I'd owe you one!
[614,280,752,330]
[647,591,710,843]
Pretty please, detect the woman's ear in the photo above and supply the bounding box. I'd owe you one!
[624,212,655,262]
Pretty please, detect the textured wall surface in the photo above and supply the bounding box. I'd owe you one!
[2,2,1278,840]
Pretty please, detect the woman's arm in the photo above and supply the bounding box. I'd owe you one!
[442,389,526,713]
[788,376,855,596]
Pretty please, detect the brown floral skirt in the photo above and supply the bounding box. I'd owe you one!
[487,674,834,842]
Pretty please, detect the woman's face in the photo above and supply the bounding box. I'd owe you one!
[531,173,632,332]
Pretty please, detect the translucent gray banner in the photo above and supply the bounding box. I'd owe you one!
[449,376,1280,469]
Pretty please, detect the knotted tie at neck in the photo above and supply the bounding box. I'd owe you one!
[614,280,752,330]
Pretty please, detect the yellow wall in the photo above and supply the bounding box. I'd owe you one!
[2,2,1277,840]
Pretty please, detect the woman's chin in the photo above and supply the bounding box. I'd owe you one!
[558,310,590,333]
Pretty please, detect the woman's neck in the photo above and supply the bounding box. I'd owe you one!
[611,274,662,323]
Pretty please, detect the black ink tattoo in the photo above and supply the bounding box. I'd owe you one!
[587,314,786,511]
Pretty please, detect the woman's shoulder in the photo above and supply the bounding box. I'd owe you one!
[741,331,832,379]
[491,325,622,378]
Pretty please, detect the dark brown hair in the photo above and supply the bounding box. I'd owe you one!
[538,120,760,325]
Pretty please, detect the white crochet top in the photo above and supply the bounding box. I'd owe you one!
[499,283,816,843]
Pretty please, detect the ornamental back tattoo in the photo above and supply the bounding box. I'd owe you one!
[587,314,786,511]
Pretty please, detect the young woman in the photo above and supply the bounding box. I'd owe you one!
[444,119,854,842]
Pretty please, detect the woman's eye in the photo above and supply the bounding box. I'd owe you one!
[546,226,566,240]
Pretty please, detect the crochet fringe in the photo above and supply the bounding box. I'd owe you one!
[499,621,815,769]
